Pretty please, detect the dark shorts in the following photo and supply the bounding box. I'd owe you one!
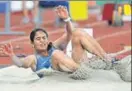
[39,1,69,11]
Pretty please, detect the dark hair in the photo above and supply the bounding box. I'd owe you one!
[30,28,52,51]
[30,28,48,43]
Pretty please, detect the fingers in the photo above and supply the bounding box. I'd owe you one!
[59,5,67,12]
[4,44,9,52]
[8,41,13,49]
[1,47,9,56]
[3,42,13,54]
[0,42,14,56]
[0,47,4,55]
[55,5,67,14]
[62,6,67,12]
[55,7,61,17]
[55,5,62,15]
[0,45,8,56]
[4,44,11,54]
[54,5,69,19]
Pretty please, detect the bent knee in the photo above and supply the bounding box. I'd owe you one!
[52,50,65,60]
[72,29,85,38]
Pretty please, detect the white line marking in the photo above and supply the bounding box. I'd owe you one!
[0,29,64,44]
[96,30,131,41]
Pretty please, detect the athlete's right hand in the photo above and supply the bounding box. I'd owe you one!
[3,42,14,56]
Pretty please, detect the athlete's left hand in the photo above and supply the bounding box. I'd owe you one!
[55,5,69,20]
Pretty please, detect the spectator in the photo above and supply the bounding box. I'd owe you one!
[22,0,39,24]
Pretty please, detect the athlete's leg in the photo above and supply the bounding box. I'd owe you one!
[71,29,106,61]
[83,30,106,57]
[51,50,79,72]
[51,50,93,80]
[22,0,30,23]
[32,0,39,23]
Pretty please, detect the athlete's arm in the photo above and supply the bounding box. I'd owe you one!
[3,43,35,68]
[53,5,74,50]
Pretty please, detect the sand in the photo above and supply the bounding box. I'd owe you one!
[0,65,131,91]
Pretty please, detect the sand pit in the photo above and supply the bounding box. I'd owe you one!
[0,65,131,91]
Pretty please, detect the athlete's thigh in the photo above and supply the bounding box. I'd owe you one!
[51,50,75,71]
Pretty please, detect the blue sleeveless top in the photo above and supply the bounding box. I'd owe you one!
[35,47,56,71]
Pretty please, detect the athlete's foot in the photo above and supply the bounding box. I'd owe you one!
[103,54,118,70]
[104,53,116,61]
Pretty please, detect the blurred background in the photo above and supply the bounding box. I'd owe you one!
[0,0,131,67]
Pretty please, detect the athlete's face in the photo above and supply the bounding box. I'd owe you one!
[33,31,49,51]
